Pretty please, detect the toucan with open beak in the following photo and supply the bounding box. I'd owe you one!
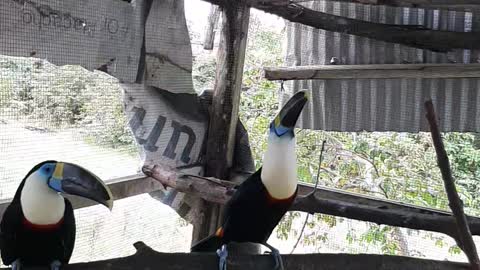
[191,91,308,270]
[0,161,113,270]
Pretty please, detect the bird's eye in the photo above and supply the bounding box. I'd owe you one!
[45,167,51,173]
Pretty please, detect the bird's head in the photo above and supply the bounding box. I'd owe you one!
[269,91,308,138]
[30,161,113,210]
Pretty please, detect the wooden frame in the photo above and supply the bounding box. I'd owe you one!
[264,64,480,81]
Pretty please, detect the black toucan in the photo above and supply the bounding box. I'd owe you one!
[0,161,113,270]
[191,91,308,270]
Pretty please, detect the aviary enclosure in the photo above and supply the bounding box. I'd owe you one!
[0,0,480,269]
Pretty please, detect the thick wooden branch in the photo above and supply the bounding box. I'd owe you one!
[255,3,480,52]
[144,164,480,241]
[425,100,480,270]
[264,64,480,81]
[1,241,468,270]
[200,0,480,52]
[293,0,480,12]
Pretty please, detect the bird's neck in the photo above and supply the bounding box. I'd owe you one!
[20,175,65,225]
[261,132,298,200]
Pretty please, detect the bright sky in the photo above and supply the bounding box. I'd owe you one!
[184,0,285,41]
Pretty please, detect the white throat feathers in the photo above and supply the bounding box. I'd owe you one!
[261,132,298,199]
[20,172,65,225]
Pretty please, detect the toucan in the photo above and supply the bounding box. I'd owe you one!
[0,161,113,270]
[191,91,308,270]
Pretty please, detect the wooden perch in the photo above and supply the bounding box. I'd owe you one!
[143,164,480,241]
[264,63,480,81]
[425,100,480,270]
[0,175,161,218]
[1,241,469,270]
[200,0,480,52]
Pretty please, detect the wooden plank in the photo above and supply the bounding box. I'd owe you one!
[0,174,162,216]
[201,0,480,52]
[203,5,221,50]
[264,64,480,80]
[0,241,469,270]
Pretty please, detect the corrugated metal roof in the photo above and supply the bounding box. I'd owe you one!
[283,1,480,132]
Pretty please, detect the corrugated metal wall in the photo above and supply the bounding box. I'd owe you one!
[283,1,480,132]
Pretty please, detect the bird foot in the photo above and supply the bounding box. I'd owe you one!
[50,260,62,270]
[263,243,284,270]
[11,259,21,270]
[216,244,228,270]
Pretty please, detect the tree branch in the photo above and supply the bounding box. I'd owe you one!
[257,3,480,53]
[143,164,480,242]
[424,100,480,270]
[1,241,469,270]
[200,0,480,52]
[292,0,480,12]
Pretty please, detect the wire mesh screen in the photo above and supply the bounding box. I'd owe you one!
[0,0,196,266]
[0,56,141,199]
[271,0,480,262]
[283,0,480,133]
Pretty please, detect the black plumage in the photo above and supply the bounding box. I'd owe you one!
[191,168,297,252]
[0,162,76,267]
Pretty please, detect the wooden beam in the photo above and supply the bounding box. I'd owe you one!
[251,0,480,12]
[1,241,468,270]
[204,5,221,50]
[294,0,480,12]
[200,0,480,52]
[255,3,480,52]
[196,1,251,245]
[0,174,162,217]
[264,63,480,80]
[144,164,480,241]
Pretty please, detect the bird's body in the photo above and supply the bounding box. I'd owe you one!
[191,91,308,270]
[1,195,75,267]
[0,161,113,270]
[220,168,297,245]
[202,131,299,248]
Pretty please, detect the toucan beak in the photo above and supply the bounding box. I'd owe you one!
[48,162,113,210]
[271,91,308,136]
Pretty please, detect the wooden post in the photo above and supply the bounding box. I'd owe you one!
[192,1,253,252]
[204,5,221,50]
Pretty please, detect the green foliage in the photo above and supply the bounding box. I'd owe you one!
[0,56,135,151]
[192,54,216,91]
[0,78,12,108]
[192,13,480,259]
